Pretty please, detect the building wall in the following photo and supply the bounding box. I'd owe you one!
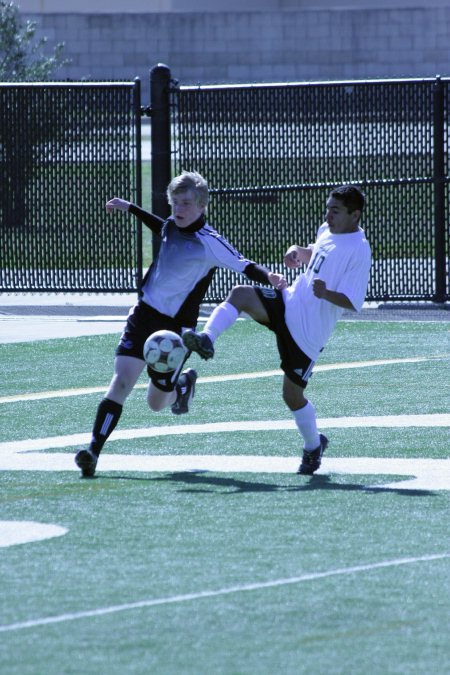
[18,0,278,12]
[25,8,450,102]
[17,0,450,10]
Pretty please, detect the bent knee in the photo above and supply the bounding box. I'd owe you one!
[228,285,256,312]
[147,391,163,411]
[282,381,307,411]
[228,285,247,301]
[108,374,135,400]
[283,392,299,411]
[147,386,173,412]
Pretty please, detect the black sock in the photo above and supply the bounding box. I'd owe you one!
[89,398,123,457]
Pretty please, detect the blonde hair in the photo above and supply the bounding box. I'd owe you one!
[167,171,209,208]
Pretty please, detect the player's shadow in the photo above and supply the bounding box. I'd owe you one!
[147,471,435,497]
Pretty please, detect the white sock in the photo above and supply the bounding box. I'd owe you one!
[292,401,320,451]
[203,301,239,342]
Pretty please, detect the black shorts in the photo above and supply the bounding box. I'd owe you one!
[254,287,315,389]
[116,300,188,392]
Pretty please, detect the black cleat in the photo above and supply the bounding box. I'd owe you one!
[171,368,197,415]
[75,448,98,478]
[296,434,328,475]
[182,330,215,361]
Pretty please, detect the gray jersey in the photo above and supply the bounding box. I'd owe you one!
[141,218,253,326]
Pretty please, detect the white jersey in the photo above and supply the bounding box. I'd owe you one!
[283,223,371,361]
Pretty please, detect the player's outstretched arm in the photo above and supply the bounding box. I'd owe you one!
[106,198,164,233]
[284,245,312,268]
[244,264,287,289]
[106,197,130,213]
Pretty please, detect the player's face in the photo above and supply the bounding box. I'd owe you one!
[171,190,204,228]
[325,197,360,234]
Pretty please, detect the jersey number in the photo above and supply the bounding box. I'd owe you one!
[310,253,326,273]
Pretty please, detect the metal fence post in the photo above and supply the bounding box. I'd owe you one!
[134,77,143,292]
[150,63,172,260]
[433,76,446,303]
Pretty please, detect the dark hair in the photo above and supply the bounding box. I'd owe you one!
[329,185,365,214]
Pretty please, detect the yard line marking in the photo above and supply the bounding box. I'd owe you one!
[0,413,448,456]
[0,553,448,633]
[0,455,449,490]
[0,522,67,548]
[0,452,450,492]
[0,355,446,404]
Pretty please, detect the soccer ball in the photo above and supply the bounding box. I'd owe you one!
[143,330,187,374]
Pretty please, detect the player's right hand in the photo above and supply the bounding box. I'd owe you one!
[106,197,130,213]
[284,245,302,268]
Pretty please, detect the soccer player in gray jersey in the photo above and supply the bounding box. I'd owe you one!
[75,171,286,477]
[183,185,372,476]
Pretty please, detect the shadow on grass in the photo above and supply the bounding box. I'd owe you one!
[103,471,435,497]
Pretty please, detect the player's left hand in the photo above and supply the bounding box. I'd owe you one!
[106,197,130,213]
[268,272,288,290]
[313,278,327,298]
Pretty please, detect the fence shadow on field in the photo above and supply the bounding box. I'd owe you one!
[107,471,436,497]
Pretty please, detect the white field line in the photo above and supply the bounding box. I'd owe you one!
[1,355,447,404]
[0,522,68,548]
[0,415,449,490]
[1,455,449,491]
[0,414,448,457]
[0,553,448,633]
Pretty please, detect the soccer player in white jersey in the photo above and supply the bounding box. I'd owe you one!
[183,185,372,475]
[75,171,286,478]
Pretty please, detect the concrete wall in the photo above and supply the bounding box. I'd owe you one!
[18,0,450,10]
[18,0,278,12]
[25,8,450,103]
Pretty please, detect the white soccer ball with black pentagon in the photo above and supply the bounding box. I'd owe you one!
[143,330,187,374]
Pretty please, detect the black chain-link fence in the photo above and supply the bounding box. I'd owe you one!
[0,81,141,292]
[1,74,448,302]
[170,76,449,303]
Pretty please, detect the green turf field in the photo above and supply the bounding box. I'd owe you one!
[0,318,449,674]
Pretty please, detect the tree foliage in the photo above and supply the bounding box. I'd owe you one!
[0,0,68,81]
